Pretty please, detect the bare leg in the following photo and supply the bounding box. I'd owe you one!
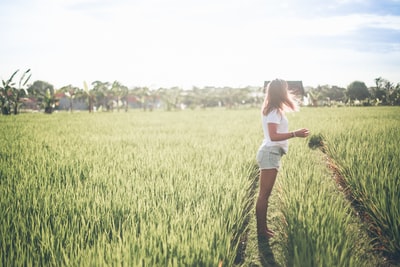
[256,168,278,238]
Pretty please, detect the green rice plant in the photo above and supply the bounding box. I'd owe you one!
[0,110,258,266]
[228,108,384,267]
[308,133,326,152]
[277,146,377,267]
[261,109,380,267]
[321,107,400,261]
[1,107,398,266]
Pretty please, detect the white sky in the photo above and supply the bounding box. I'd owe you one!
[1,0,400,89]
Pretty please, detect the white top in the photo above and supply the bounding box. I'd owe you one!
[260,109,289,153]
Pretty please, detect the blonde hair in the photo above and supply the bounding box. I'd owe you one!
[262,79,298,116]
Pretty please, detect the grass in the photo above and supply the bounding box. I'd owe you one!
[321,108,400,261]
[1,107,399,266]
[1,110,257,266]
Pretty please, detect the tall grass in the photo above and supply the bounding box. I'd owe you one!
[1,107,398,266]
[321,107,400,260]
[243,108,383,267]
[277,146,377,266]
[0,111,257,266]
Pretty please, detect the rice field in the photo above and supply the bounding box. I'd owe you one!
[0,107,399,266]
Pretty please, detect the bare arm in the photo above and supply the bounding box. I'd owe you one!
[268,123,310,141]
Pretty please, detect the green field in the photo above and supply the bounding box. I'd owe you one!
[1,107,399,266]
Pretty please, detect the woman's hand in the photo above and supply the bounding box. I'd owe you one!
[293,128,310,138]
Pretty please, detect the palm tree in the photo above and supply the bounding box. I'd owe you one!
[43,88,59,114]
[307,87,324,107]
[91,81,110,111]
[0,78,12,115]
[111,81,129,112]
[157,87,182,111]
[0,69,31,115]
[27,80,57,113]
[59,85,81,112]
[182,86,201,109]
[83,81,96,113]
[131,86,154,111]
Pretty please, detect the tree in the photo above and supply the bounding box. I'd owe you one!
[325,85,346,103]
[111,81,129,112]
[347,81,370,102]
[370,77,387,105]
[28,80,57,113]
[306,87,323,106]
[132,86,155,111]
[43,88,58,113]
[91,81,110,111]
[372,77,400,105]
[59,85,81,112]
[182,86,204,109]
[391,83,400,105]
[0,69,31,115]
[157,87,182,111]
[83,81,96,113]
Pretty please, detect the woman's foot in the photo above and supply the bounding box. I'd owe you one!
[257,228,275,239]
[267,228,275,237]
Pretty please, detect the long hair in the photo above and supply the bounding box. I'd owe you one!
[262,79,298,116]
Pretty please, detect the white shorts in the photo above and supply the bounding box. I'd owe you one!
[256,146,285,170]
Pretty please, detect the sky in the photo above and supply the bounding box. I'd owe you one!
[1,0,400,89]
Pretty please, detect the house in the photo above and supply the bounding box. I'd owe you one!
[263,81,305,97]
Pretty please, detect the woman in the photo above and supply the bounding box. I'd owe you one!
[256,79,309,239]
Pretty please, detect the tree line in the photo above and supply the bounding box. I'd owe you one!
[1,69,399,115]
[307,78,400,106]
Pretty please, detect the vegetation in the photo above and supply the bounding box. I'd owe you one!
[306,78,400,106]
[26,80,57,113]
[0,110,256,266]
[1,107,399,266]
[2,69,400,115]
[243,107,399,266]
[323,108,400,259]
[0,69,31,115]
[346,81,370,101]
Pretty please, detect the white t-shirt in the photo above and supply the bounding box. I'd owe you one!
[260,109,289,153]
